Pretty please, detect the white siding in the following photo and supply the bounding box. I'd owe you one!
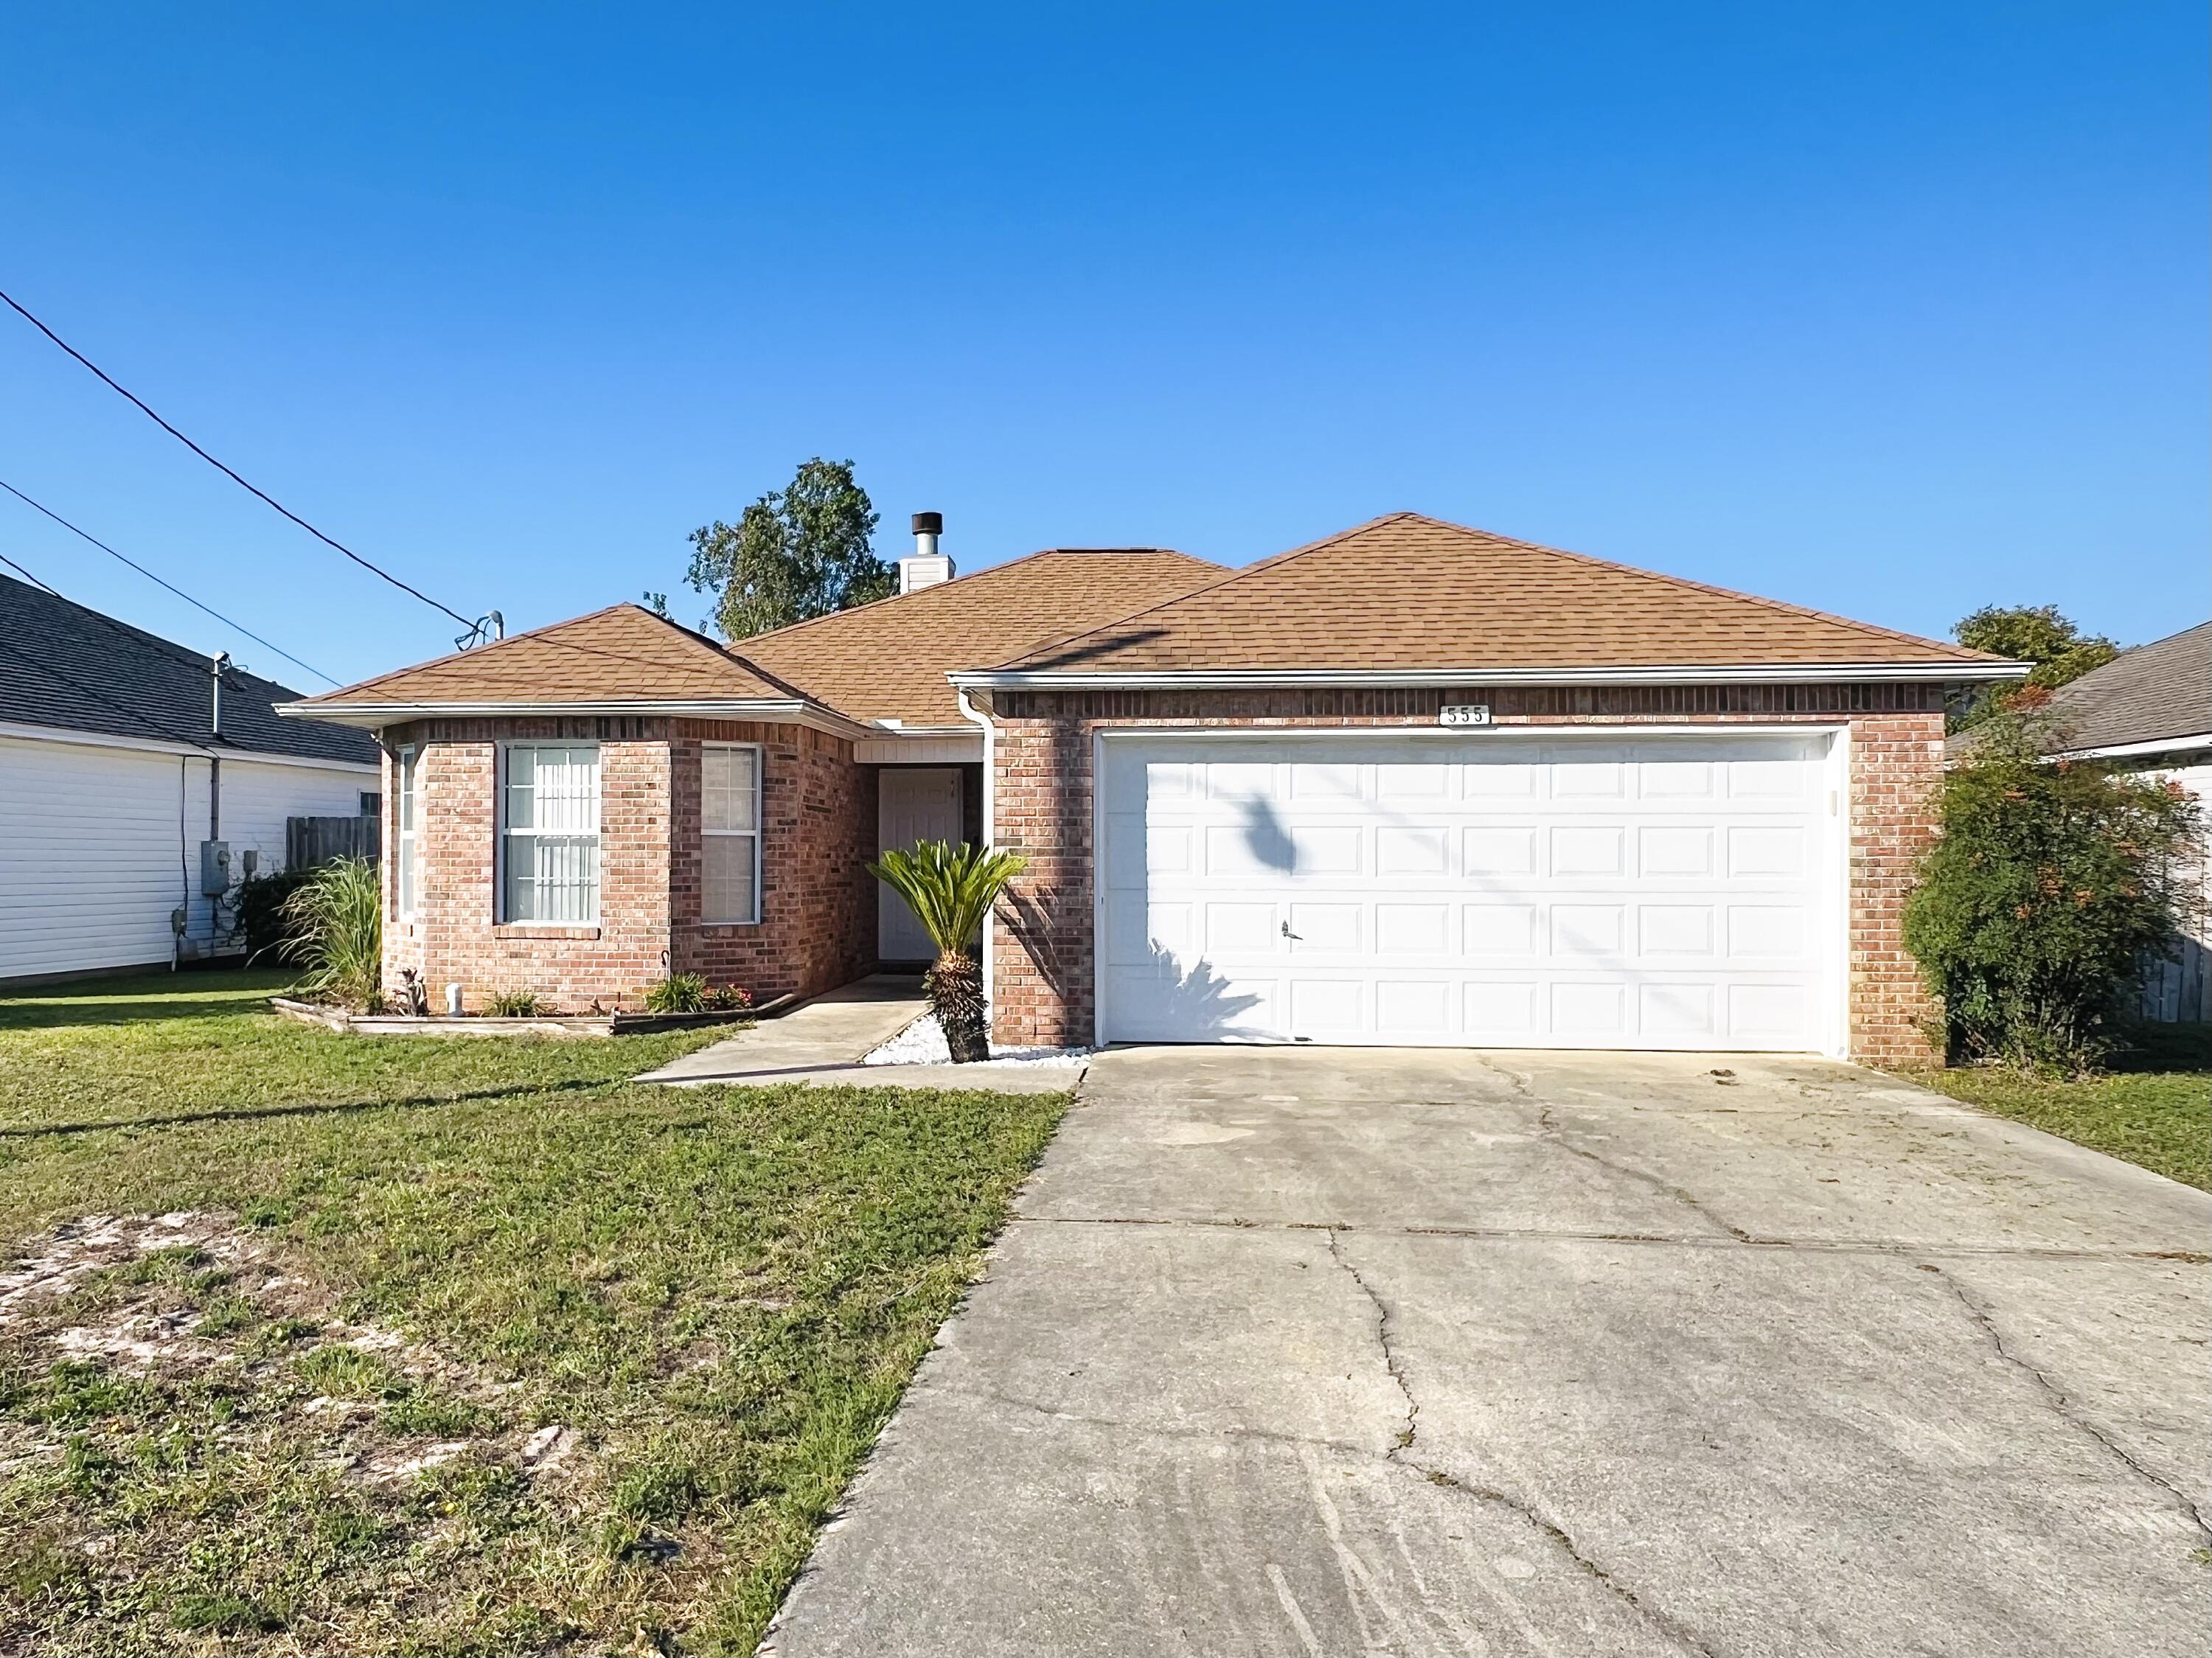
[0,731,373,982]
[2136,760,2212,1022]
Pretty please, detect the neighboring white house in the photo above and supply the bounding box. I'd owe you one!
[2039,620,2212,1023]
[0,572,379,986]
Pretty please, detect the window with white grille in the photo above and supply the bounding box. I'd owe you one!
[702,744,761,924]
[499,743,599,922]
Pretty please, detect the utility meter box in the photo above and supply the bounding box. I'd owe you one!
[199,840,232,896]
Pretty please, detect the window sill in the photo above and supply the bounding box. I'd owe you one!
[689,920,764,931]
[493,924,601,941]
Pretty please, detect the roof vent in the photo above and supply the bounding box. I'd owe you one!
[900,512,954,593]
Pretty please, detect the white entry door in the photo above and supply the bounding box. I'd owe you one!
[1097,733,1842,1052]
[877,767,964,961]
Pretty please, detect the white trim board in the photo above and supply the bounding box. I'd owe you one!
[2052,733,2212,762]
[0,718,378,774]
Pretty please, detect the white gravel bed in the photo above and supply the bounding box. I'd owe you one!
[863,1011,1091,1069]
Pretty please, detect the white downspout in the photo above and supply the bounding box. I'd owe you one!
[957,686,997,1023]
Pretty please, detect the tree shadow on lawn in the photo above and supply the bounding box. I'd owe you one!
[2109,1020,2212,1073]
[0,1077,611,1141]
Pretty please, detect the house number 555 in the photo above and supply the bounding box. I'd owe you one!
[1438,704,1492,728]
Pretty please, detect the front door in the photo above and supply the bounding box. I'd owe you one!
[877,768,964,961]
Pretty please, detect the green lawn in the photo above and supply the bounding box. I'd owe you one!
[1902,1023,2211,1191]
[0,970,1070,1655]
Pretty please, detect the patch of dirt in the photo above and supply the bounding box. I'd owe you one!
[0,1211,588,1497]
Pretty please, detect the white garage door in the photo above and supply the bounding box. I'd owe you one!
[1096,733,1841,1052]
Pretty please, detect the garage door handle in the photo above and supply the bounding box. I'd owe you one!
[1280,920,1301,941]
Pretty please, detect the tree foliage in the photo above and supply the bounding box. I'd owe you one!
[868,840,1029,1062]
[1902,711,2202,1073]
[684,458,896,640]
[1950,604,2119,731]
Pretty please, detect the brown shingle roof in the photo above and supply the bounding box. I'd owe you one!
[994,513,1999,675]
[293,604,810,709]
[741,548,1222,724]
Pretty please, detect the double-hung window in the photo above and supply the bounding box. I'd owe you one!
[702,743,762,924]
[500,743,600,922]
[396,745,419,918]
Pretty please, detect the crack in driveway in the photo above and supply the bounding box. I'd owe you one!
[1921,1258,2212,1544]
[1326,1225,1722,1658]
[1536,1104,1760,1243]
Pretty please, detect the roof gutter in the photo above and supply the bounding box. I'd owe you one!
[273,697,874,741]
[950,662,2029,691]
[2050,732,2212,762]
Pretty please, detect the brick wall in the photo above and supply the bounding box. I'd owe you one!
[381,716,873,1012]
[980,684,1946,1064]
[670,720,876,1002]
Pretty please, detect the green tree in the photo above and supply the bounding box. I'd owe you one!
[684,458,896,640]
[1902,709,2202,1072]
[1951,604,2119,730]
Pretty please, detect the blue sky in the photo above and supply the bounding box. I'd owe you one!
[1,3,2203,690]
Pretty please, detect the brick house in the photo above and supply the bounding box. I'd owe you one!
[281,513,2022,1062]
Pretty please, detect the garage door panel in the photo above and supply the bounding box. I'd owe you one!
[1099,734,1834,1052]
[1464,826,1538,875]
[1289,902,1362,952]
[1728,904,1807,959]
[1375,902,1450,955]
[1376,979,1452,1036]
[1377,825,1450,876]
[1551,824,1625,876]
[1205,902,1277,955]
[1463,903,1538,955]
[1464,980,1539,1037]
[1638,824,1714,877]
[1640,905,1717,957]
[1460,759,1535,798]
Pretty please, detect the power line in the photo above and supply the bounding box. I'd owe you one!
[0,478,338,687]
[0,284,478,629]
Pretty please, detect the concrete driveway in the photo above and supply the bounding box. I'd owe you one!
[767,1047,2211,1658]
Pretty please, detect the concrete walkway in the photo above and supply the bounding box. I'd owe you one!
[634,976,1073,1093]
[768,1045,2212,1658]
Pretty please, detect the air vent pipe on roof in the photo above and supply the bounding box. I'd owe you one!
[900,512,954,594]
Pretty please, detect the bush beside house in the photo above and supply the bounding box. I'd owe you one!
[1904,710,2205,1071]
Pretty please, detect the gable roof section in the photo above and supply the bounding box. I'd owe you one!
[285,604,832,725]
[981,514,2009,681]
[0,571,375,765]
[740,548,1222,725]
[2040,621,2212,753]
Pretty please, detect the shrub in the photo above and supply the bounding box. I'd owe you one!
[706,983,752,1012]
[868,840,1028,1062]
[643,972,708,1014]
[1903,713,2204,1072]
[234,868,317,964]
[483,990,545,1017]
[279,858,382,1010]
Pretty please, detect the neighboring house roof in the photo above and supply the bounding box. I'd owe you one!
[740,548,1223,725]
[2039,621,2212,755]
[288,603,825,721]
[0,571,375,766]
[984,513,2005,679]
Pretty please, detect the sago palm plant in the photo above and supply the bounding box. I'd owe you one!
[867,839,1028,1062]
[279,856,383,1010]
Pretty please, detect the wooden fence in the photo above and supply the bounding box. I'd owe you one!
[286,815,381,871]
